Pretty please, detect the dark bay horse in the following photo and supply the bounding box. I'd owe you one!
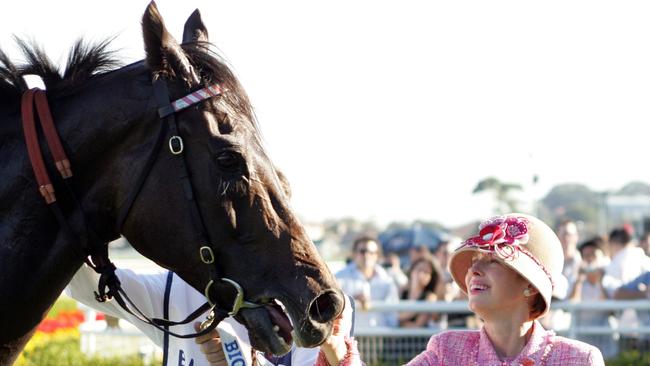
[0,3,343,364]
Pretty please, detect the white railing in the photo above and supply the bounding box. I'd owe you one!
[77,299,650,363]
[358,299,650,338]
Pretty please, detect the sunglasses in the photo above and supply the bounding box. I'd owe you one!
[356,248,378,255]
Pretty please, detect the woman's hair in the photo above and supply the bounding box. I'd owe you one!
[515,267,545,320]
[407,256,441,294]
[529,293,546,320]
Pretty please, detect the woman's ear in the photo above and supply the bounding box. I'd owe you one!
[523,284,540,299]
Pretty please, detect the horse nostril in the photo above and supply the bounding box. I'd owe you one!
[308,290,343,323]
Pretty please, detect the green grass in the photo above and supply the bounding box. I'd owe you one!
[46,296,78,318]
[606,350,650,366]
[18,336,146,366]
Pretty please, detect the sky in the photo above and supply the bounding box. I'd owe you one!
[3,1,650,228]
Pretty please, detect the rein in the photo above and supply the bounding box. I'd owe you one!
[20,78,261,339]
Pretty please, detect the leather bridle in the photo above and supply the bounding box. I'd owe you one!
[21,77,262,338]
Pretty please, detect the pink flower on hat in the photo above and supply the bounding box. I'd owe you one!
[503,216,529,245]
[461,216,530,254]
[477,224,506,245]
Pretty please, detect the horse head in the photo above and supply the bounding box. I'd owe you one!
[109,3,343,354]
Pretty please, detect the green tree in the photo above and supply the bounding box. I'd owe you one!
[617,181,650,196]
[538,183,601,235]
[472,177,523,214]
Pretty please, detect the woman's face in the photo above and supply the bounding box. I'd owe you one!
[411,260,433,288]
[464,252,530,318]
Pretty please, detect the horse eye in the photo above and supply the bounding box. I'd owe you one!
[216,151,240,170]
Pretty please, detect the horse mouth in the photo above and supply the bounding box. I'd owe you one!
[237,299,294,355]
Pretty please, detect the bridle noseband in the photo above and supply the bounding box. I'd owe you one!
[21,77,262,338]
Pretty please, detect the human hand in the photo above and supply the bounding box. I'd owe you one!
[353,294,370,311]
[193,322,227,366]
[320,296,354,365]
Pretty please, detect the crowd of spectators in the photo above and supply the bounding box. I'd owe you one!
[335,220,650,359]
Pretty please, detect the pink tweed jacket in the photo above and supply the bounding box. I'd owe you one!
[406,321,604,366]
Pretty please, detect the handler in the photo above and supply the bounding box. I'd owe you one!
[67,264,361,366]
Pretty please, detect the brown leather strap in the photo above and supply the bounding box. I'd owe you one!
[21,88,56,204]
[34,90,73,178]
[21,88,74,204]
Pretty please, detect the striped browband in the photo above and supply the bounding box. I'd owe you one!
[157,83,223,118]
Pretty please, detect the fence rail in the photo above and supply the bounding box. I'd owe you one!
[78,299,650,364]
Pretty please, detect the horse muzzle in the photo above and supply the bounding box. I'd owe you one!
[236,289,345,356]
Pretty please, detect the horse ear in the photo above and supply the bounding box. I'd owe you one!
[142,1,199,83]
[183,9,209,44]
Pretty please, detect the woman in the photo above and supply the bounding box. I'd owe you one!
[407,213,605,365]
[399,257,442,328]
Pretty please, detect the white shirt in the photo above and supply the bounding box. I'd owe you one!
[562,254,581,299]
[335,263,399,328]
[66,265,325,366]
[602,246,650,330]
[603,246,650,296]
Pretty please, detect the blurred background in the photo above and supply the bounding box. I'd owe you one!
[5,1,650,365]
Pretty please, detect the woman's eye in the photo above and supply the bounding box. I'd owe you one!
[216,151,240,169]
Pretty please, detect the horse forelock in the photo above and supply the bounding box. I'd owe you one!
[182,42,261,136]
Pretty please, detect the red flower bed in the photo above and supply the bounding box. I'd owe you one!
[36,310,85,334]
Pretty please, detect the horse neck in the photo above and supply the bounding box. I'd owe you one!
[0,104,79,329]
[0,197,84,344]
[0,64,156,344]
[41,64,157,238]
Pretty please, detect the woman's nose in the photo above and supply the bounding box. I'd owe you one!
[469,261,483,274]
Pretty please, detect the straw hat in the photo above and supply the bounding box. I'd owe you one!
[449,213,564,318]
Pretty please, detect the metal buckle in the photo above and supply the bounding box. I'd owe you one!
[199,309,217,331]
[221,278,263,316]
[169,135,184,155]
[204,278,262,316]
[199,246,215,264]
[204,280,216,306]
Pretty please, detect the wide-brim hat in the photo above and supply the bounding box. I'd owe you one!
[449,213,564,318]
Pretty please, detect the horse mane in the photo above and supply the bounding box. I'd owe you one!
[0,48,27,107]
[0,38,258,134]
[0,38,121,109]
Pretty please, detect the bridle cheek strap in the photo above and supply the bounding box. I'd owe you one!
[105,78,260,338]
[152,78,257,313]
